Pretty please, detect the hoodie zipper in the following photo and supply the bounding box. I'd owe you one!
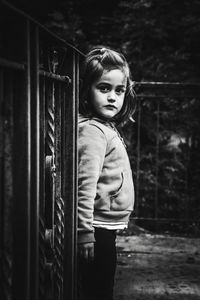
[109,123,127,148]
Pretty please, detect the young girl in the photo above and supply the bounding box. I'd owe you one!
[78,47,136,300]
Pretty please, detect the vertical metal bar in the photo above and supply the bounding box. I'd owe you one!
[12,19,31,300]
[0,69,3,235]
[54,81,65,300]
[44,80,54,300]
[0,69,3,300]
[26,19,31,300]
[1,69,13,300]
[60,80,66,300]
[0,68,3,227]
[45,79,55,231]
[74,52,79,300]
[46,80,55,158]
[136,98,141,217]
[63,49,78,300]
[155,99,160,223]
[184,102,191,222]
[30,23,40,300]
[54,81,61,299]
[39,73,46,300]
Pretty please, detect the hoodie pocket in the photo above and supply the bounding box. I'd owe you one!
[110,172,132,211]
[94,172,125,211]
[110,172,124,199]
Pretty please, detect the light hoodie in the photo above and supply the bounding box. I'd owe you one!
[78,115,135,244]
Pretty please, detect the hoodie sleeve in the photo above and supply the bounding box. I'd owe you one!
[78,123,107,244]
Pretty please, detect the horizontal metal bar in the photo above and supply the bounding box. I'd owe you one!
[135,81,200,98]
[135,81,200,87]
[0,57,25,70]
[0,59,71,84]
[39,70,71,83]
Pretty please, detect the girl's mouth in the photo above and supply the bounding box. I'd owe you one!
[105,105,117,109]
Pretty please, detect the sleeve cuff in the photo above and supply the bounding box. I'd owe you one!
[78,231,95,244]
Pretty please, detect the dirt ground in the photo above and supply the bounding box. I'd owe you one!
[114,232,200,300]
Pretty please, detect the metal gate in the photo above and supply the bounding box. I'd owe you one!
[130,82,200,232]
[0,1,82,300]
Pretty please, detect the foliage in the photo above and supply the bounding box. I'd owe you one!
[46,0,200,82]
[21,0,200,233]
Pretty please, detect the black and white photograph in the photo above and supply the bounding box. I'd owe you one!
[0,0,200,299]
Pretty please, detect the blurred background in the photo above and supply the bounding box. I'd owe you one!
[8,0,200,235]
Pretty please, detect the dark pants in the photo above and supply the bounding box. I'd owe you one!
[78,228,117,300]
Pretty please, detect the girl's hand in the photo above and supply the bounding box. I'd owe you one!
[78,242,94,262]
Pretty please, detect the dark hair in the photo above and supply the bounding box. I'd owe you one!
[80,47,136,125]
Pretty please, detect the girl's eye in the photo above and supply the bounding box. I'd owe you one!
[116,88,125,95]
[99,86,110,93]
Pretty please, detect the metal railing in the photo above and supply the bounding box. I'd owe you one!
[0,1,82,300]
[130,82,200,233]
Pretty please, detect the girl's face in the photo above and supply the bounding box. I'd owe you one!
[90,69,127,120]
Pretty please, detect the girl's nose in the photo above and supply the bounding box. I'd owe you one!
[107,91,116,102]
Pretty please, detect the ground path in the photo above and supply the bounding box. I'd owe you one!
[114,233,200,300]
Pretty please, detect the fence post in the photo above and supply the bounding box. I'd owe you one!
[155,99,160,230]
[136,98,141,217]
[63,49,79,300]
